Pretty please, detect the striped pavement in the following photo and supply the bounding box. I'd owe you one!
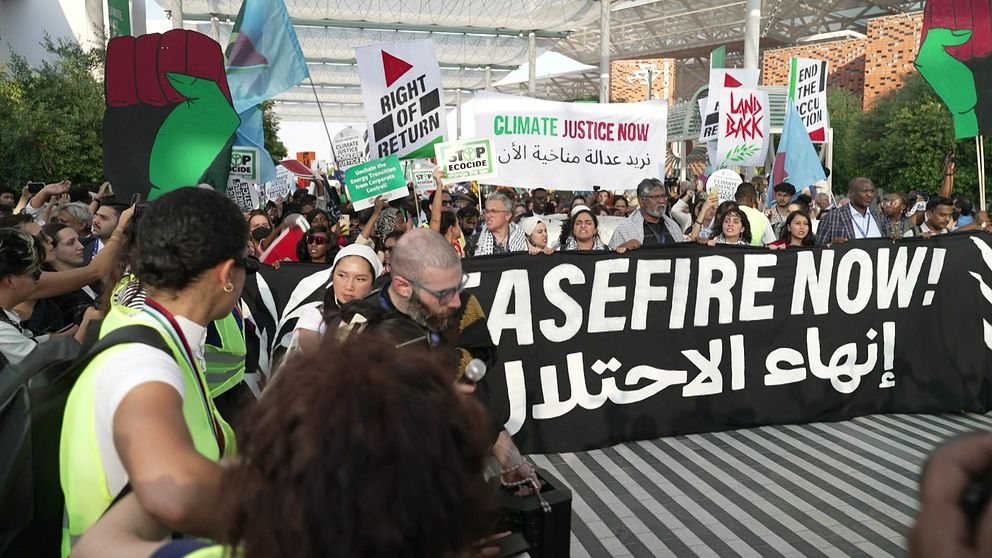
[528,412,992,557]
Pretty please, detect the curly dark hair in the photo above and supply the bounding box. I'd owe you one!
[713,202,752,243]
[222,335,496,558]
[135,187,247,290]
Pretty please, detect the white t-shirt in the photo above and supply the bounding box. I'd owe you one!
[0,308,49,364]
[90,313,206,499]
[294,306,327,335]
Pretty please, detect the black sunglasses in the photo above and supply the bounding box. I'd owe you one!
[234,255,261,274]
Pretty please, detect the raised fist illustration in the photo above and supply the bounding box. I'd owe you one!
[103,30,240,201]
[915,0,992,139]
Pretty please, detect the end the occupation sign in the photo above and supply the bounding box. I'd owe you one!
[356,40,448,160]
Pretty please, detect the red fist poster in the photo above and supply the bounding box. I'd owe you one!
[103,30,241,201]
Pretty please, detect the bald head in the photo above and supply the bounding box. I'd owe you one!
[391,228,461,280]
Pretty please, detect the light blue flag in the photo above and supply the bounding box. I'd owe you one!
[225,0,309,114]
[224,0,308,183]
[235,105,277,184]
[769,100,826,207]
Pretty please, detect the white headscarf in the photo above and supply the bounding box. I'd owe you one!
[332,244,383,279]
[520,216,543,237]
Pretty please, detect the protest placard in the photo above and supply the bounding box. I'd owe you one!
[474,92,667,191]
[715,88,770,168]
[356,40,448,160]
[333,127,367,170]
[264,165,295,202]
[230,146,259,180]
[412,168,435,192]
[699,69,759,143]
[226,176,260,212]
[434,138,496,183]
[787,57,829,142]
[343,156,409,210]
[708,168,743,202]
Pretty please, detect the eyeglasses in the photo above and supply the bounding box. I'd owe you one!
[484,209,510,216]
[641,194,667,201]
[233,255,260,274]
[404,273,469,305]
[307,235,330,245]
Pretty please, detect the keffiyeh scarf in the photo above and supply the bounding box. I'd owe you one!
[474,222,529,256]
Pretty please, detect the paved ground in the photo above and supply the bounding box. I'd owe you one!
[529,412,992,557]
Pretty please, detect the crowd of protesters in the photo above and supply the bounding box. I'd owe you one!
[2,162,991,557]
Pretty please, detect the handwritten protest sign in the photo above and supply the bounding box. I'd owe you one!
[434,138,496,183]
[788,57,829,142]
[344,156,409,211]
[356,40,448,160]
[474,91,667,191]
[715,88,769,168]
[699,69,759,143]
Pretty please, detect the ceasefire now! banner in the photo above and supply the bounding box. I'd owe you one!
[474,91,667,191]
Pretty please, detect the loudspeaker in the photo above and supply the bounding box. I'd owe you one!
[498,467,572,558]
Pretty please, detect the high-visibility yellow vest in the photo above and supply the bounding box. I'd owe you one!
[59,305,235,557]
[203,307,247,398]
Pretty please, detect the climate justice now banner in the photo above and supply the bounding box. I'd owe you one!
[240,233,992,453]
[474,91,667,191]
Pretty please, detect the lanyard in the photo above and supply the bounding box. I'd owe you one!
[851,209,872,239]
[142,300,225,455]
[645,220,669,245]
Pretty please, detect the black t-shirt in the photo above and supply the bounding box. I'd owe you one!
[642,219,674,246]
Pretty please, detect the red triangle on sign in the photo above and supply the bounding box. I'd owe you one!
[381,50,413,87]
[808,127,826,142]
[724,73,743,88]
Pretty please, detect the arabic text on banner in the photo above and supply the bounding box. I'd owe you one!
[474,91,667,191]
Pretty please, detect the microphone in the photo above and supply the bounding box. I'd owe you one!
[463,358,487,383]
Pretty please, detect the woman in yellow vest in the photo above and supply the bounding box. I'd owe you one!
[71,335,497,558]
[59,187,255,557]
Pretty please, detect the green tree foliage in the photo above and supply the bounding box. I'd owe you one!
[0,38,106,188]
[261,100,288,162]
[829,74,986,201]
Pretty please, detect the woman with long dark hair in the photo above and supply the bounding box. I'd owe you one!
[555,205,607,251]
[297,225,338,264]
[769,210,816,248]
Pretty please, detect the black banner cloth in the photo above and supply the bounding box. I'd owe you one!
[240,233,992,454]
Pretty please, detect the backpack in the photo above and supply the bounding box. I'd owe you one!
[0,323,170,558]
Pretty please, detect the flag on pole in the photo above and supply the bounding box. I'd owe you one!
[710,45,727,70]
[225,0,310,182]
[769,100,827,206]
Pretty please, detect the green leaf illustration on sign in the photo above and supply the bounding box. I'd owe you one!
[726,143,760,163]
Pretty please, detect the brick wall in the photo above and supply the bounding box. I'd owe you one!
[759,11,924,110]
[761,39,867,97]
[609,59,677,104]
[863,12,923,109]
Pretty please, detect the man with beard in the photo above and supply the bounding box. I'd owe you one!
[609,178,687,253]
[361,228,540,491]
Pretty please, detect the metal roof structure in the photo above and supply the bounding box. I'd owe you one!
[158,0,925,124]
